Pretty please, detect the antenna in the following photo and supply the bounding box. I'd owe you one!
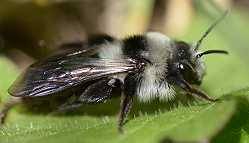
[194,10,228,51]
[196,50,228,58]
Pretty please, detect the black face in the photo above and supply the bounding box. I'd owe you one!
[167,41,201,85]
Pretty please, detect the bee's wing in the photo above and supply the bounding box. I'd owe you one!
[8,55,140,97]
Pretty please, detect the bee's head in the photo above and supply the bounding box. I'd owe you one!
[169,41,228,86]
[167,11,228,86]
[170,41,202,85]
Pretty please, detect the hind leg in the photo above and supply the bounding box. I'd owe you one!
[0,96,23,124]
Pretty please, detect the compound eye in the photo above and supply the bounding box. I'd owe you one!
[178,63,185,70]
[177,62,201,85]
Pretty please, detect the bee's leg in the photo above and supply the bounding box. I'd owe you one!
[118,93,133,133]
[118,73,138,133]
[177,78,217,102]
[0,97,23,124]
[56,77,123,112]
[189,86,218,102]
[78,78,123,103]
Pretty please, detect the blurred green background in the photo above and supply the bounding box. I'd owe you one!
[0,0,249,143]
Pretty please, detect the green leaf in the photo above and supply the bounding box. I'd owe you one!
[0,87,248,143]
[212,89,249,143]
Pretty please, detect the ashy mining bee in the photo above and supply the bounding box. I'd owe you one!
[0,12,228,132]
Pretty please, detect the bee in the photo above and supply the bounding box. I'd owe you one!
[0,12,228,132]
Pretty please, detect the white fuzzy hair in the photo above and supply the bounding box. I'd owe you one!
[137,32,176,102]
[98,40,127,82]
[191,46,206,81]
[98,40,123,59]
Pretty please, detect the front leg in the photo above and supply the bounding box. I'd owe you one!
[175,77,217,102]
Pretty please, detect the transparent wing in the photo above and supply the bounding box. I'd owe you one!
[8,54,139,97]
